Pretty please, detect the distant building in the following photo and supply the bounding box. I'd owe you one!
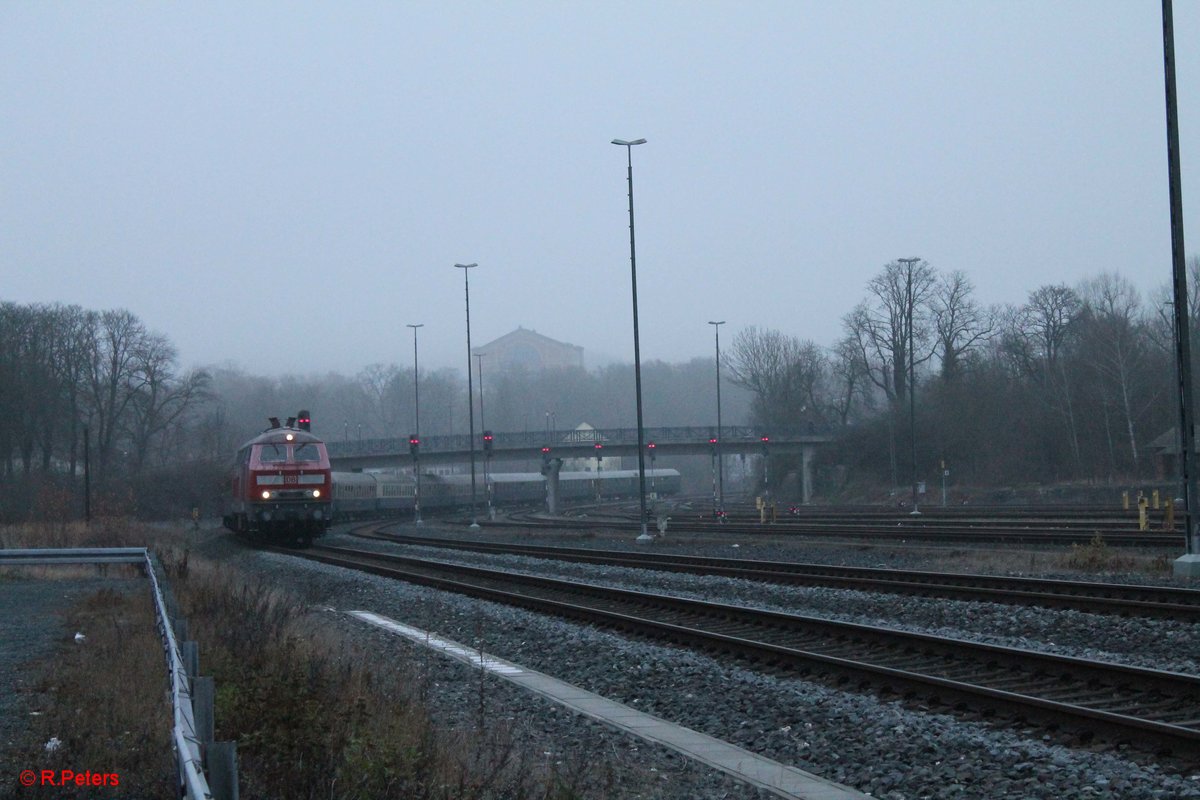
[472,327,584,372]
[562,423,623,472]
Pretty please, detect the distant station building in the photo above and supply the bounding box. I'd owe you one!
[472,327,584,372]
[561,423,623,472]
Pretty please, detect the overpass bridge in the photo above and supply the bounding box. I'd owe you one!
[326,426,833,503]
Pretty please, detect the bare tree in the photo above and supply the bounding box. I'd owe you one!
[126,332,212,472]
[357,363,403,437]
[829,334,872,427]
[843,260,939,405]
[1079,273,1153,472]
[1001,284,1085,474]
[724,326,829,431]
[84,309,148,478]
[932,270,994,381]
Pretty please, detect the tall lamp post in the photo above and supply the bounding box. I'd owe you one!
[455,262,481,529]
[1162,0,1199,574]
[898,256,922,515]
[407,323,424,525]
[612,137,651,541]
[709,320,726,520]
[475,352,494,520]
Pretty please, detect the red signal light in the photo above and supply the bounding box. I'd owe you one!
[709,437,717,444]
[647,442,656,449]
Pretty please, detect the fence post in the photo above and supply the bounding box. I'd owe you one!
[182,641,199,688]
[194,676,215,751]
[207,742,239,800]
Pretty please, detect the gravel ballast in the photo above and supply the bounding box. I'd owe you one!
[186,522,1200,800]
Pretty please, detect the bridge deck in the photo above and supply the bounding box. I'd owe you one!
[327,426,830,468]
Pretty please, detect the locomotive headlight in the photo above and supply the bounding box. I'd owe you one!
[261,490,271,500]
[311,489,321,498]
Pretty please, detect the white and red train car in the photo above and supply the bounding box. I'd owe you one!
[222,413,332,546]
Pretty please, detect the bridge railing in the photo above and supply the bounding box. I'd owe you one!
[326,425,829,458]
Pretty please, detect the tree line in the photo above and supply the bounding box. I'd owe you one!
[722,257,1200,494]
[3,256,1195,519]
[0,303,211,518]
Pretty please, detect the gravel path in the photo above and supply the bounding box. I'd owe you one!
[188,523,1200,800]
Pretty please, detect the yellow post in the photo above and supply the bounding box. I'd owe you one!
[1153,489,1160,510]
[1165,497,1176,531]
[1138,497,1148,532]
[1122,491,1130,510]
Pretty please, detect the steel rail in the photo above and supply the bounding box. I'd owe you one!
[295,544,1200,758]
[355,531,1200,621]
[489,513,1183,547]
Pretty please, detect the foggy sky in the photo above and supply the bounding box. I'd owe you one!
[2,2,1197,377]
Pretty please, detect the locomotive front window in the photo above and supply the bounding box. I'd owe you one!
[293,443,323,462]
[258,444,288,463]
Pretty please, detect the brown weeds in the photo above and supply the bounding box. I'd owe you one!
[11,586,176,799]
[175,560,593,799]
[1062,533,1136,573]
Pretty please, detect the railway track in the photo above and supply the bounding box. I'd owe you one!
[496,507,1183,547]
[354,530,1200,622]
[289,542,1200,759]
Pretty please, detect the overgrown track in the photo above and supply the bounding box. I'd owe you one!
[497,507,1183,547]
[290,542,1200,759]
[355,530,1200,622]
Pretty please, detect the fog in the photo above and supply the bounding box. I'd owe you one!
[2,2,1197,377]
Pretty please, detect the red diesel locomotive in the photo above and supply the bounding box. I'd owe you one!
[222,412,332,546]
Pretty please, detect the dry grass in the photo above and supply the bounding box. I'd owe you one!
[1060,533,1139,573]
[10,586,177,799]
[176,558,600,799]
[5,519,607,798]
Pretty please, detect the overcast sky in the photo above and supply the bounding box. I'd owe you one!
[3,2,1197,377]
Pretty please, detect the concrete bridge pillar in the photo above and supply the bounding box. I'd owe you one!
[801,445,815,504]
[541,458,563,513]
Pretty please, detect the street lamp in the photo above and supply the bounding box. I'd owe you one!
[612,137,651,541]
[1162,0,1200,573]
[407,323,424,525]
[475,352,494,520]
[455,262,481,529]
[898,256,921,515]
[709,320,726,520]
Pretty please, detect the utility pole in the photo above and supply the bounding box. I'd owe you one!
[1162,0,1199,575]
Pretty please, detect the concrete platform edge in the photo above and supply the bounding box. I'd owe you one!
[347,609,868,800]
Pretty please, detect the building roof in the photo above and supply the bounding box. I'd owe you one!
[473,326,584,371]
